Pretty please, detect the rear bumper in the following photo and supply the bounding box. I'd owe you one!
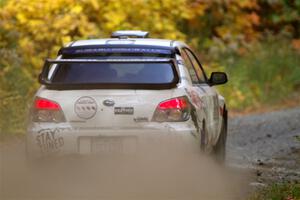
[26,122,198,158]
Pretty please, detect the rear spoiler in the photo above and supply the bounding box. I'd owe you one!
[39,58,180,90]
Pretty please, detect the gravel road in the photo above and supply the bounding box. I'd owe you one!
[227,107,300,184]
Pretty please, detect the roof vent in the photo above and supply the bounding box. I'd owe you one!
[111,30,149,39]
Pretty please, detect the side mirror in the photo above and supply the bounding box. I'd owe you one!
[208,72,228,86]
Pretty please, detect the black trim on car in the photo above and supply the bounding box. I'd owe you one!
[182,48,208,82]
[45,83,178,90]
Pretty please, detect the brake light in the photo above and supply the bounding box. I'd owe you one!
[35,99,60,110]
[32,98,66,122]
[159,98,188,110]
[152,96,191,122]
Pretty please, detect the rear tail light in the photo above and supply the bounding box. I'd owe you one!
[32,97,66,122]
[152,96,191,122]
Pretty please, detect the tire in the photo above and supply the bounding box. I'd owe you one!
[213,112,227,164]
[200,121,207,152]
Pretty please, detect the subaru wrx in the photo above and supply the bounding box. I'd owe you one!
[27,31,228,162]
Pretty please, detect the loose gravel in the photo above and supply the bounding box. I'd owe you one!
[227,107,300,183]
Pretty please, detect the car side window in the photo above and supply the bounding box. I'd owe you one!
[184,49,206,83]
[180,50,199,83]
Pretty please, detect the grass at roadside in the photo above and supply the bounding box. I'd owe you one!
[210,35,300,111]
[228,92,300,117]
[249,183,300,200]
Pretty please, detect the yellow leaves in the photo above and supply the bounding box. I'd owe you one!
[216,27,230,39]
[0,2,124,71]
[28,19,44,27]
[221,86,247,109]
[237,0,258,9]
[103,11,126,31]
[235,89,246,102]
[16,13,27,24]
[19,37,43,70]
[0,0,261,77]
[90,0,99,10]
[30,56,44,70]
[62,36,72,44]
[19,38,34,56]
[70,5,83,14]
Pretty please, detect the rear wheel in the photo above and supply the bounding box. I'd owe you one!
[212,113,227,164]
[200,121,207,152]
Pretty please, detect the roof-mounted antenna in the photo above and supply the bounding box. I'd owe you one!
[111,30,149,39]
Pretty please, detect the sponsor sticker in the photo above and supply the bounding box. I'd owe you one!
[134,117,149,122]
[186,88,203,109]
[114,107,134,115]
[74,96,97,119]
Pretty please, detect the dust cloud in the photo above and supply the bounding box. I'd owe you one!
[0,138,251,200]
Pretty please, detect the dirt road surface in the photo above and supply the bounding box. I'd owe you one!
[227,107,300,184]
[0,107,299,200]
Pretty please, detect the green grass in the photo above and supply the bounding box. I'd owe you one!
[250,183,300,200]
[210,36,300,110]
[0,49,36,138]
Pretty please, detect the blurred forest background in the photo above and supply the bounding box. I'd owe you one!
[0,0,299,136]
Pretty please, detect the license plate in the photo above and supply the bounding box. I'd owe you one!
[91,137,137,154]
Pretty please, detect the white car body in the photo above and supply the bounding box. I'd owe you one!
[26,31,228,160]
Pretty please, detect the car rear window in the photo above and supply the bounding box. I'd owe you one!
[41,46,179,89]
[51,62,176,84]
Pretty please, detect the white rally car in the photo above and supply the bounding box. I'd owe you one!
[27,31,228,162]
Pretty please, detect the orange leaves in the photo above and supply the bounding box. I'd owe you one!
[248,12,260,26]
[237,0,259,9]
[292,39,300,51]
[189,1,208,17]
